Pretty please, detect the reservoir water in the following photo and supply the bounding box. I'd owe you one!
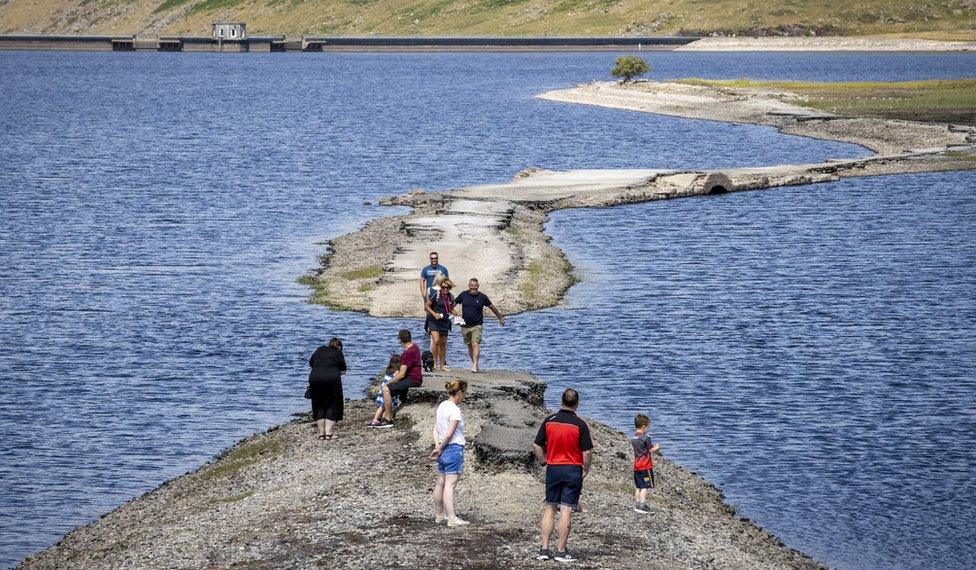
[1,51,974,568]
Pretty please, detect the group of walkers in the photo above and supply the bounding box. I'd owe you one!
[420,251,505,373]
[304,251,660,562]
[306,251,503,437]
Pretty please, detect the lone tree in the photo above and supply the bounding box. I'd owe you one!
[611,55,651,83]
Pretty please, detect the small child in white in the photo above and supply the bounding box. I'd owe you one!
[631,413,661,514]
[368,355,401,427]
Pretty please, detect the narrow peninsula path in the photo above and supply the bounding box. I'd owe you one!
[304,80,976,318]
[22,371,821,569]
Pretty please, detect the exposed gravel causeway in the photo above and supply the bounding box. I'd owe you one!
[21,370,823,569]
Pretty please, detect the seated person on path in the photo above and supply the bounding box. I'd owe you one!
[430,379,470,527]
[368,354,401,427]
[374,329,423,428]
[533,388,593,563]
[631,413,661,514]
[419,251,449,304]
[424,276,455,371]
[453,277,505,373]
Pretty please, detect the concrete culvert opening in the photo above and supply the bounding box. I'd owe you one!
[701,172,733,196]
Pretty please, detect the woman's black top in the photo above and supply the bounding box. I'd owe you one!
[308,346,347,385]
[427,291,452,325]
[427,291,451,334]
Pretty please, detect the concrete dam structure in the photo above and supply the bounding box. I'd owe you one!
[0,34,698,53]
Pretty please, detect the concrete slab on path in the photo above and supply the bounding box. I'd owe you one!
[453,169,672,202]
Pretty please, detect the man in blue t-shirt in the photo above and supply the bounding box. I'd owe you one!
[419,251,449,303]
[453,278,505,373]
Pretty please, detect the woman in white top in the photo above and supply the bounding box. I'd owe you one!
[430,378,469,527]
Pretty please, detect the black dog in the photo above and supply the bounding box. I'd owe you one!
[422,350,435,372]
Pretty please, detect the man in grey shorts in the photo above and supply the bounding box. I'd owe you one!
[453,278,504,373]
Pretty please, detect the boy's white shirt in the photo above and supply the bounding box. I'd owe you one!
[435,400,465,446]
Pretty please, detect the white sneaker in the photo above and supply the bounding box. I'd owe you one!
[435,513,448,524]
[447,517,470,527]
[554,551,577,563]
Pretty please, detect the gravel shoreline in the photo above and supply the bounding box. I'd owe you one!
[21,370,823,569]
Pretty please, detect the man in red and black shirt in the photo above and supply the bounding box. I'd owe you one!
[532,388,593,563]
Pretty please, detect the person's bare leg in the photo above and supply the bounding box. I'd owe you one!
[324,419,335,437]
[634,487,640,503]
[382,385,394,421]
[433,474,446,517]
[315,418,326,437]
[556,505,573,552]
[471,341,481,372]
[438,335,448,369]
[430,331,442,369]
[639,488,648,503]
[371,406,383,423]
[540,504,557,550]
[444,474,460,520]
[467,341,475,370]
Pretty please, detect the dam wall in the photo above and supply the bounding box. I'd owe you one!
[0,34,697,53]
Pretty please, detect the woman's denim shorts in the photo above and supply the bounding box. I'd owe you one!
[437,443,464,475]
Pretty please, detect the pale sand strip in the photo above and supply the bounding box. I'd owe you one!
[678,36,976,51]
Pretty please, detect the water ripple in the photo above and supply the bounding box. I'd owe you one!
[1,50,975,569]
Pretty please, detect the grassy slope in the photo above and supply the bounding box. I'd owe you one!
[676,78,976,124]
[0,0,974,38]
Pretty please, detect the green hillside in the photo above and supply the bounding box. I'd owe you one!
[0,0,973,38]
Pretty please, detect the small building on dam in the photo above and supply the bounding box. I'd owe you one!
[212,22,245,40]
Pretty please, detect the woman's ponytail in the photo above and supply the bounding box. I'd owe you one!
[445,379,468,395]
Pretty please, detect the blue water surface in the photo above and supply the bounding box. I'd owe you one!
[0,50,974,568]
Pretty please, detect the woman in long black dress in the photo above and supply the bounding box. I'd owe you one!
[308,337,347,440]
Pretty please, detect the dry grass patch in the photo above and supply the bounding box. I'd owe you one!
[340,265,384,281]
[201,438,282,480]
[676,78,976,124]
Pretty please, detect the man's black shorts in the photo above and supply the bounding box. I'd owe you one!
[634,468,655,489]
[386,379,412,401]
[545,464,584,508]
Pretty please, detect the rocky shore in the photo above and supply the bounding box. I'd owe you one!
[21,370,822,569]
[302,80,975,318]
